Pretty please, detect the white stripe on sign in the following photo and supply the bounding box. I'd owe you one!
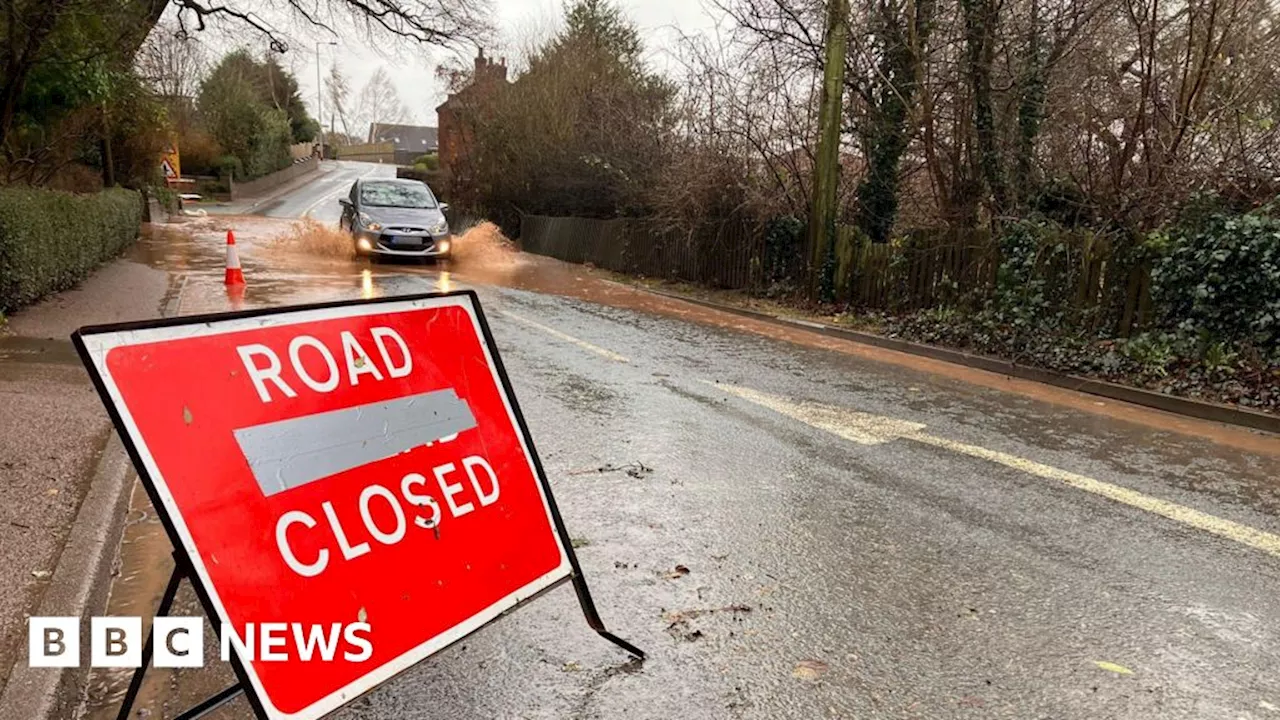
[501,312,629,363]
[713,383,1280,560]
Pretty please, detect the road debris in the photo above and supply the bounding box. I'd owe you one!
[1092,660,1134,675]
[662,564,690,579]
[661,605,752,624]
[791,659,829,681]
[663,603,753,640]
[568,461,653,479]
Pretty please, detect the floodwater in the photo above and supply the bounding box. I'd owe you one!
[77,174,1280,719]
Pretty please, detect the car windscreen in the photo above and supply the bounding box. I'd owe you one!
[360,182,437,209]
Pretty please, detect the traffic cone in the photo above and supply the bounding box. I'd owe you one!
[224,229,245,285]
[226,282,246,310]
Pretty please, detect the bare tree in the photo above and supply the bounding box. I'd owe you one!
[162,0,492,53]
[353,66,411,135]
[0,0,491,161]
[325,64,353,138]
[136,17,209,99]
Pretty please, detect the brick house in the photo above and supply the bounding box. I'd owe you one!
[435,49,510,185]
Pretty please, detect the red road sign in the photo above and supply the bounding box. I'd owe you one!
[75,293,576,719]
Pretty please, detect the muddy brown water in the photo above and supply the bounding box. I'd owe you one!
[140,214,1280,459]
[74,212,1280,718]
[82,482,245,720]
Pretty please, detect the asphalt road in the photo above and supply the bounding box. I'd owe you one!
[252,160,395,223]
[87,161,1280,719]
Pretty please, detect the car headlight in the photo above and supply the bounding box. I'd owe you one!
[358,212,382,231]
[356,237,373,252]
[437,239,451,253]
[429,218,449,235]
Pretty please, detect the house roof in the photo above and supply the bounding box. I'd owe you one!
[368,123,439,151]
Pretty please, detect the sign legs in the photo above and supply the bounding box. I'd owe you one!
[570,570,645,659]
[114,554,245,720]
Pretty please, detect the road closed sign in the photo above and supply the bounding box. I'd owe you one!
[73,292,577,719]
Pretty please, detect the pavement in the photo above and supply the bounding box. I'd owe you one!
[0,259,171,693]
[6,160,1280,719]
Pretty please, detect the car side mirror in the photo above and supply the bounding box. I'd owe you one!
[439,202,450,213]
[338,199,351,208]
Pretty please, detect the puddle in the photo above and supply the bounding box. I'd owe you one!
[82,481,175,719]
[138,215,1280,459]
[0,335,80,365]
[79,480,265,720]
[264,217,357,261]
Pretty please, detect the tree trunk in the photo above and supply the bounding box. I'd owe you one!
[854,0,936,244]
[807,0,850,301]
[961,0,1006,217]
[1014,0,1045,208]
[102,103,115,187]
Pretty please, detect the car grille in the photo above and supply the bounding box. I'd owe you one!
[380,234,434,250]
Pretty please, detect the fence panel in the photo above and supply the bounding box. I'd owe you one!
[519,214,762,290]
[517,214,1151,334]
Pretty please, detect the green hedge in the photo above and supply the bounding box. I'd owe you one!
[0,186,142,312]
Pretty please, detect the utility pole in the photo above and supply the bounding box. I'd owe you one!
[807,0,849,301]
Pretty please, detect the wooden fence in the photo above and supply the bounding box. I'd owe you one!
[519,215,763,289]
[333,142,396,163]
[518,214,1153,333]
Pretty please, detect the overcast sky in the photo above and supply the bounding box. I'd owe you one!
[202,0,723,130]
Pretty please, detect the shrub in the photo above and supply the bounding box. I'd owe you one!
[242,106,293,180]
[216,154,243,181]
[1150,207,1280,348]
[180,127,224,177]
[150,185,179,213]
[0,187,142,312]
[413,153,440,171]
[761,215,804,292]
[987,218,1069,331]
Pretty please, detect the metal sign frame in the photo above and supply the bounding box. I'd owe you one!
[72,290,642,720]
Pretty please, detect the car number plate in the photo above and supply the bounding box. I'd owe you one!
[390,236,422,247]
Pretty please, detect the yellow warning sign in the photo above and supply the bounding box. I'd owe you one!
[161,142,180,179]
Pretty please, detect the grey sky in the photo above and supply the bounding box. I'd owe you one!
[224,0,723,132]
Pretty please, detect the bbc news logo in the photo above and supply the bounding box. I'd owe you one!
[29,617,372,668]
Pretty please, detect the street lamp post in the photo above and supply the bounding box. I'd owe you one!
[316,41,337,156]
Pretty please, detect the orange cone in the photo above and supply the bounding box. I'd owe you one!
[224,229,245,285]
[226,283,246,310]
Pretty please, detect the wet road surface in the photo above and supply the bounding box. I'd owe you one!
[84,161,1280,719]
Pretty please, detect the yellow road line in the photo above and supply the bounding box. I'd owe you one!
[502,312,630,363]
[715,383,1280,559]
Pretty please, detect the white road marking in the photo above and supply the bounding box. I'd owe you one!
[714,383,1280,559]
[501,312,630,363]
[302,165,382,218]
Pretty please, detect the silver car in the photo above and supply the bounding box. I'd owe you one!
[339,178,452,259]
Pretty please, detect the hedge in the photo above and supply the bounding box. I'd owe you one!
[0,186,142,312]
[1150,207,1280,348]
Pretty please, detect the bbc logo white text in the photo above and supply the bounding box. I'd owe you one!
[29,617,372,667]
